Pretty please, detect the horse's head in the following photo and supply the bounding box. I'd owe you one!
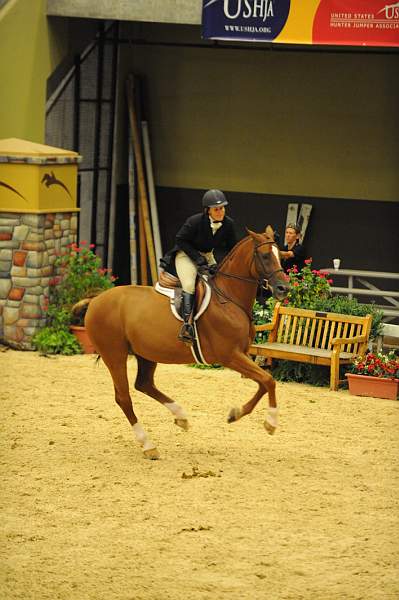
[247,226,290,301]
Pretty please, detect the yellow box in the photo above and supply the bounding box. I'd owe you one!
[0,138,81,213]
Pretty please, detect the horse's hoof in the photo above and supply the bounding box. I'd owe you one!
[143,447,160,460]
[264,420,276,435]
[227,407,242,423]
[174,418,190,431]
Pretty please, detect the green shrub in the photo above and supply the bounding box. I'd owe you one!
[271,361,329,387]
[312,295,384,340]
[32,327,82,355]
[33,242,116,356]
[50,242,115,326]
[253,300,273,343]
[284,260,332,309]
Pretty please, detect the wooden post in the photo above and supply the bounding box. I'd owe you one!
[142,120,163,275]
[126,75,158,283]
[127,138,138,284]
[138,198,148,285]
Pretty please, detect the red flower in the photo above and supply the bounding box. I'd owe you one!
[304,258,312,265]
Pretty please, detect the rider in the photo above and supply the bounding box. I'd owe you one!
[160,189,237,343]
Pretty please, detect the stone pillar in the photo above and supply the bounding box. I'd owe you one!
[0,138,81,349]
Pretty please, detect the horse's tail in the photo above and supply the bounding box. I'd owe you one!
[71,297,93,318]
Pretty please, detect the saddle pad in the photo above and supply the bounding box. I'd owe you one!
[154,281,212,322]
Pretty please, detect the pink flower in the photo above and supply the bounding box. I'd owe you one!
[327,279,333,284]
[304,258,312,265]
[80,240,87,245]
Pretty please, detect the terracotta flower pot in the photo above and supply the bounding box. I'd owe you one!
[346,373,399,401]
[70,325,96,354]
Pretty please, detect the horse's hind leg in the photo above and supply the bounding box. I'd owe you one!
[135,356,190,431]
[100,347,159,459]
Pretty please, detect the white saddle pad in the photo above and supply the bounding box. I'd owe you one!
[154,280,212,322]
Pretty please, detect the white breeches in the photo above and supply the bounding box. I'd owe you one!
[175,250,216,294]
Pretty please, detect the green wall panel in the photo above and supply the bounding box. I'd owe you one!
[122,41,398,202]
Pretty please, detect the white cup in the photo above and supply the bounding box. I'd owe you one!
[333,258,341,270]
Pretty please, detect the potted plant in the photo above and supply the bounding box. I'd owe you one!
[346,351,399,400]
[33,242,116,354]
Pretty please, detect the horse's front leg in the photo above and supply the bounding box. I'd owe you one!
[225,352,279,435]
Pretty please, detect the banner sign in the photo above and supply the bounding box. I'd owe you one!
[202,1,399,47]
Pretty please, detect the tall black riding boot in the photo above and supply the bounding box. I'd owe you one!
[178,291,195,344]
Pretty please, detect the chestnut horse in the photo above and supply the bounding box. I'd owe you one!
[84,227,289,459]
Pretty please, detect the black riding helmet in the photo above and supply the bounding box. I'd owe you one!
[202,189,228,209]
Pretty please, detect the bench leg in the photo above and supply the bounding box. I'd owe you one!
[330,349,340,391]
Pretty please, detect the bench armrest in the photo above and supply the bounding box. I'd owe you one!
[254,301,281,334]
[331,335,367,347]
[254,322,275,332]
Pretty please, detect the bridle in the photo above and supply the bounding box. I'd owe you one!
[203,240,284,320]
[216,240,283,286]
[253,240,285,287]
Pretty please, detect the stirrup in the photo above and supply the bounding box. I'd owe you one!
[178,322,195,344]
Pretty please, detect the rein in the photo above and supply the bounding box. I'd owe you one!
[206,240,283,320]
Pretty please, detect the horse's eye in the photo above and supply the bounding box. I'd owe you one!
[261,253,270,260]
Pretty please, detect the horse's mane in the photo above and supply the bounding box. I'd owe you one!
[218,235,251,270]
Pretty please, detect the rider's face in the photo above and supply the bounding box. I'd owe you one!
[209,205,225,221]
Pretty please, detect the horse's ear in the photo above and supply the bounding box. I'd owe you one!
[265,225,275,240]
[246,228,263,242]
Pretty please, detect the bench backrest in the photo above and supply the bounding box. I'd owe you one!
[269,305,372,355]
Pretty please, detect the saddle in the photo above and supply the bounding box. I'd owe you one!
[155,271,211,322]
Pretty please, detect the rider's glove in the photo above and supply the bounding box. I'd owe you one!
[207,264,218,276]
[196,255,208,268]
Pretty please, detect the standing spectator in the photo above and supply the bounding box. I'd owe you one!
[280,223,306,273]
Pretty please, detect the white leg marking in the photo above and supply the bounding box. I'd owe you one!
[265,407,279,429]
[132,423,157,452]
[165,402,188,420]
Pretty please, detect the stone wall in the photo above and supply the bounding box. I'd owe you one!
[0,212,77,349]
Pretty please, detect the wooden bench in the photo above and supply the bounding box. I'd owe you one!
[249,303,372,390]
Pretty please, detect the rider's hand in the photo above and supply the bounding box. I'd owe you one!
[196,255,208,268]
[207,264,218,276]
